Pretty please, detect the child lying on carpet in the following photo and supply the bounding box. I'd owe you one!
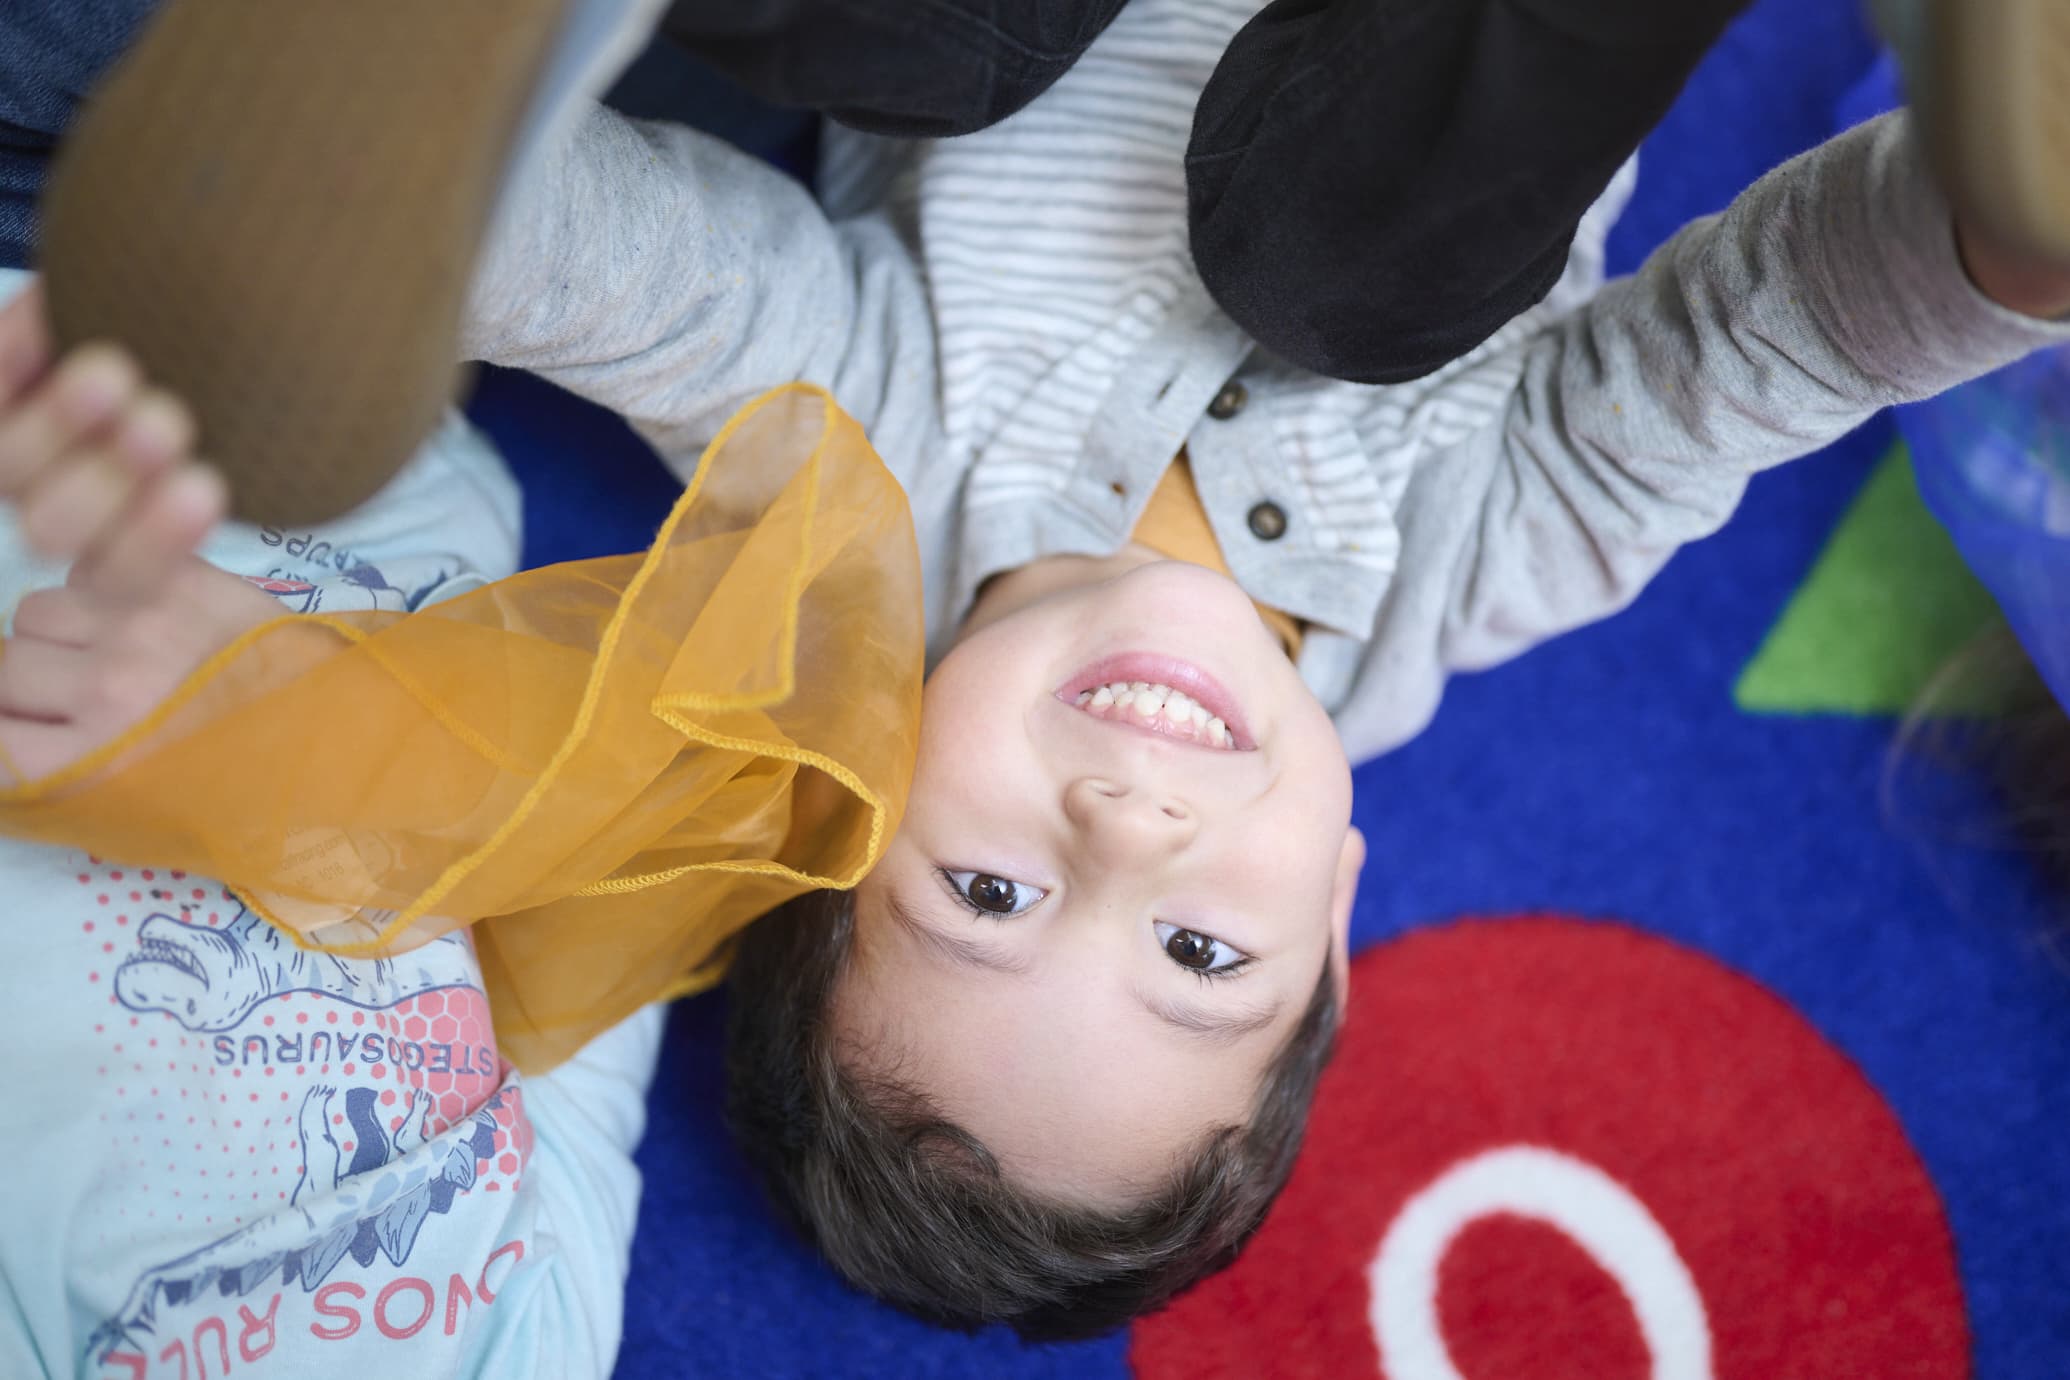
[10,0,2070,1358]
[450,5,2070,1338]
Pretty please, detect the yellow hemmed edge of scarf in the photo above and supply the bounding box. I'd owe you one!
[0,384,925,1073]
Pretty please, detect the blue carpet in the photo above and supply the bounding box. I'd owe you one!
[469,1,2070,1372]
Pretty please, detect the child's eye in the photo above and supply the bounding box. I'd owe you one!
[1154,922,1251,975]
[942,870,1047,916]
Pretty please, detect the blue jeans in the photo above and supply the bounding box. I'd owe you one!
[0,0,153,268]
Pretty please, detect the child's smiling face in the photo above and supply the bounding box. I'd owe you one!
[835,552,1363,1206]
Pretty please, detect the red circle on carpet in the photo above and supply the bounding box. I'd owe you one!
[1129,916,1966,1379]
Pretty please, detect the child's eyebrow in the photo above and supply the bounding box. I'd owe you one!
[1137,989,1283,1046]
[886,891,1034,975]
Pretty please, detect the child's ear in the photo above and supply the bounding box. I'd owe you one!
[1328,826,1365,1010]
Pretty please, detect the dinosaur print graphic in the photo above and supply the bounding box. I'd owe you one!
[85,1084,512,1365]
[245,553,462,614]
[115,906,471,1032]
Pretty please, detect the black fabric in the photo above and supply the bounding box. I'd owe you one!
[1187,0,1753,382]
[661,0,1129,138]
[667,0,1750,384]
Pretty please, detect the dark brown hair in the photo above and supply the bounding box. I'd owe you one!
[723,888,1339,1341]
[1887,628,2070,892]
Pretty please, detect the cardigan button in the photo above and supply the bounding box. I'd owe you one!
[1206,380,1248,420]
[1246,501,1288,541]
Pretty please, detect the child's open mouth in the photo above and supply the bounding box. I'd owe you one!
[1056,655,1255,750]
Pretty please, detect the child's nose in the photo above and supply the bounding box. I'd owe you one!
[1062,777,1198,860]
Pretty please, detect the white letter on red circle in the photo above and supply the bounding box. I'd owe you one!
[1368,1144,1713,1380]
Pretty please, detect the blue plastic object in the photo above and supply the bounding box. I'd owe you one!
[1841,41,2070,715]
[1899,347,2070,712]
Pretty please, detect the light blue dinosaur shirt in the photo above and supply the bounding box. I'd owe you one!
[0,270,666,1380]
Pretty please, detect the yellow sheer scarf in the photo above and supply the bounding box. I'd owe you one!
[0,385,924,1072]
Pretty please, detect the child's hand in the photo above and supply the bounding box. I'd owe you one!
[1956,215,2070,322]
[0,281,283,785]
[0,281,226,582]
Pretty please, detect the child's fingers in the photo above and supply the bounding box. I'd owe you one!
[0,715,83,787]
[27,389,202,572]
[72,464,228,602]
[111,389,197,478]
[10,586,98,649]
[0,343,140,493]
[18,446,134,563]
[0,280,55,408]
[0,634,87,722]
[0,600,96,791]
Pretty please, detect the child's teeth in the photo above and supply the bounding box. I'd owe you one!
[1070,680,1237,749]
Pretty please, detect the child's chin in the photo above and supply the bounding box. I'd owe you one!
[1106,560,1271,630]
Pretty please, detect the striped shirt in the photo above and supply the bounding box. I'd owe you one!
[815,0,1635,704]
[468,0,2070,761]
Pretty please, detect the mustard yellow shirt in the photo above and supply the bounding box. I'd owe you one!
[1130,454,1304,659]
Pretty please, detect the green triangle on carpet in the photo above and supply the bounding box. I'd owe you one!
[1735,442,2021,718]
